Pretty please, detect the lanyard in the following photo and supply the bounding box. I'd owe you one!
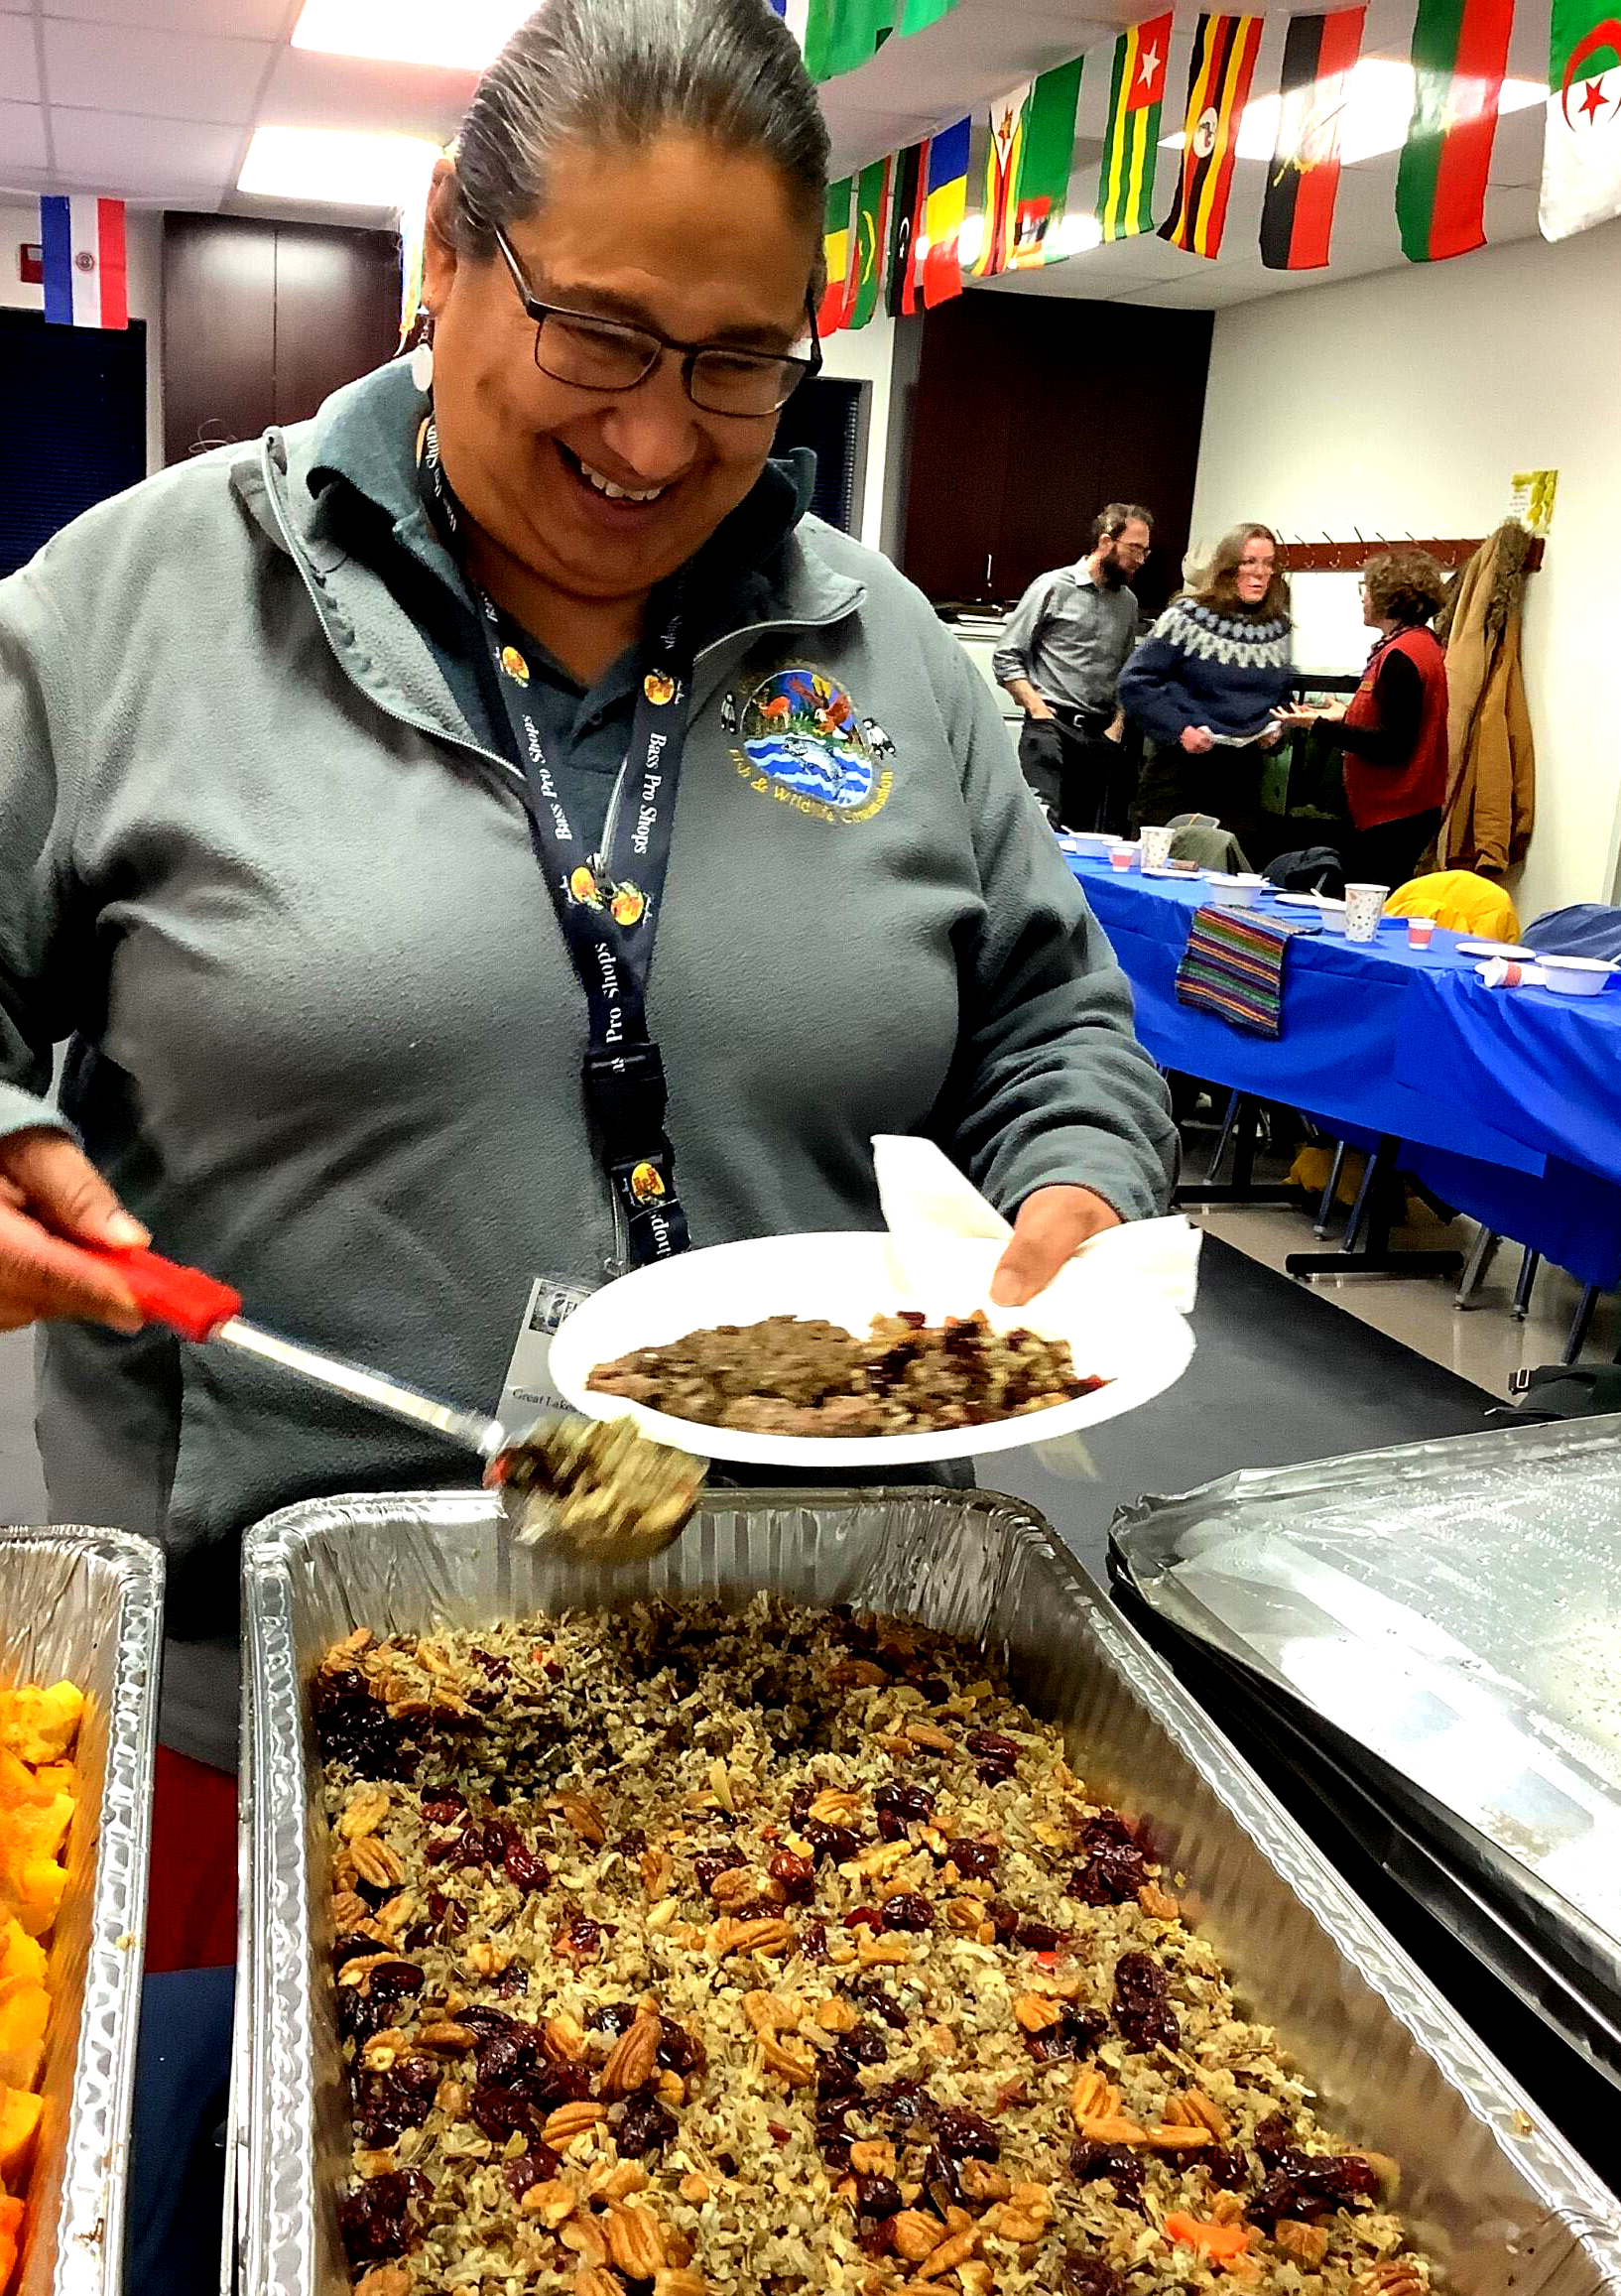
[418,416,690,1268]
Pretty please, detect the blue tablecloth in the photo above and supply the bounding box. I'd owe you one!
[1069,857,1621,1290]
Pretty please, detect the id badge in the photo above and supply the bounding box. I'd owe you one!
[496,1274,594,1432]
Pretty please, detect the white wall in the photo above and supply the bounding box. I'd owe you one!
[1190,219,1621,922]
[819,306,896,554]
[1,202,164,475]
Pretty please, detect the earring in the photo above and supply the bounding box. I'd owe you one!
[410,335,435,393]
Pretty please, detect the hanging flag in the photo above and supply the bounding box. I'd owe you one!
[1096,15,1174,239]
[899,0,960,30]
[1011,57,1085,267]
[1540,0,1621,239]
[803,0,894,82]
[39,195,127,330]
[847,156,893,328]
[1260,7,1366,269]
[1395,0,1514,261]
[972,81,1033,276]
[921,115,971,302]
[1161,13,1264,257]
[887,141,928,315]
[818,176,855,332]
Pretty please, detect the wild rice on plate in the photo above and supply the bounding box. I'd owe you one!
[315,1596,1427,2296]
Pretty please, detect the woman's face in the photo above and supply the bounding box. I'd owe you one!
[425,133,817,606]
[1234,534,1276,607]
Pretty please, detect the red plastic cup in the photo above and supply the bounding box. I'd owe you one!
[1407,916,1435,950]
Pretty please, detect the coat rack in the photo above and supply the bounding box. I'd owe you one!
[1280,535,1546,574]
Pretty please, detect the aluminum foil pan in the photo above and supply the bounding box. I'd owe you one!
[1109,1418,1621,2083]
[0,1525,162,2296]
[239,1488,1621,2296]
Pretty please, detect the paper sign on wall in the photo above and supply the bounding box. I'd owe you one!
[1509,469,1559,534]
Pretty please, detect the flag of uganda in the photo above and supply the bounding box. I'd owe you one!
[1096,13,1172,240]
[1260,6,1366,269]
[1161,12,1264,257]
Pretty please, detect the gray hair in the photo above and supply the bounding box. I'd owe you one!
[448,0,830,267]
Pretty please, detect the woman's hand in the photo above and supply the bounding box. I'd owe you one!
[1179,724,1215,755]
[1257,723,1283,751]
[0,1128,147,1333]
[989,1185,1123,1308]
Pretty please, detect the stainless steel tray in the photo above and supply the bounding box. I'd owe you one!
[239,1488,1621,2296]
[0,1525,163,2296]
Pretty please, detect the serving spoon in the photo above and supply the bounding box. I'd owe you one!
[77,1244,706,1561]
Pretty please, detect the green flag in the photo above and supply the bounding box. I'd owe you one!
[846,156,892,327]
[1011,56,1083,267]
[899,0,960,31]
[803,0,894,81]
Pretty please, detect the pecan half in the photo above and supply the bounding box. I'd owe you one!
[571,2274,619,2296]
[810,1787,864,1826]
[710,1868,759,1909]
[415,2019,474,2054]
[904,1721,954,1752]
[828,1659,888,1689]
[526,2180,578,2228]
[600,2011,662,2098]
[958,2161,1012,2205]
[814,1995,857,2032]
[560,2216,610,2267]
[543,2013,588,2063]
[605,2203,667,2278]
[917,2227,978,2279]
[1138,1881,1181,1921]
[543,2101,609,2146]
[892,2212,943,2264]
[759,2032,816,2086]
[653,2274,706,2296]
[339,1786,391,1841]
[1277,2221,1329,2267]
[355,2268,409,2296]
[641,1848,674,1899]
[709,1916,793,1960]
[351,1838,405,1891]
[553,1792,608,1847]
[1013,1992,1062,2033]
[855,1932,912,1968]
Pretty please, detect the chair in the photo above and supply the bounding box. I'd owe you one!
[1385,870,1521,940]
[1457,901,1621,1351]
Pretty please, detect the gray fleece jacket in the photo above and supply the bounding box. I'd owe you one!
[0,362,1175,1767]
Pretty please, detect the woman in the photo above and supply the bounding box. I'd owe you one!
[1279,550,1449,888]
[0,0,1175,1959]
[1118,523,1294,867]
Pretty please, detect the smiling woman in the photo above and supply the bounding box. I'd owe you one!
[0,0,1175,1961]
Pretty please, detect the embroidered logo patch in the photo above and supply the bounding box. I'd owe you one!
[730,667,894,825]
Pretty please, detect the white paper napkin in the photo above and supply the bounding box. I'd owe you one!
[872,1137,1201,1319]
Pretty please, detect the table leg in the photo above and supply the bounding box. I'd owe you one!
[1286,1136,1463,1280]
[1453,1226,1498,1309]
[1175,1093,1299,1209]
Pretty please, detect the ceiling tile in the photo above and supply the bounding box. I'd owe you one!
[0,100,49,174]
[0,17,39,100]
[49,104,242,192]
[43,20,272,123]
[258,45,472,142]
[45,0,291,28]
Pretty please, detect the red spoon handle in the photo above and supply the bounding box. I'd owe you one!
[82,1244,243,1342]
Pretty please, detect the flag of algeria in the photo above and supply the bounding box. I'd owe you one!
[1540,0,1621,239]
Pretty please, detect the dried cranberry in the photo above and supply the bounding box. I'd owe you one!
[471,1648,511,1680]
[935,2106,999,2159]
[986,1900,1021,1946]
[855,2173,904,2220]
[948,1839,999,1882]
[693,1846,747,1895]
[857,2217,897,2258]
[846,2021,888,2066]
[1062,2254,1126,2296]
[1079,1812,1137,1854]
[728,1897,783,1922]
[874,2077,928,2131]
[339,2167,429,2265]
[1251,2151,1379,2227]
[425,1888,464,1939]
[769,1849,815,1903]
[533,2062,594,2107]
[457,2006,519,2041]
[805,1820,863,1865]
[352,2055,439,2146]
[421,1792,466,1826]
[1204,2146,1249,2190]
[501,2147,561,2202]
[616,2095,678,2157]
[1016,1919,1062,1953]
[1112,1949,1181,2053]
[874,1780,935,1840]
[615,1827,649,1855]
[1027,2003,1107,2067]
[503,1835,551,1894]
[1253,2113,1295,2165]
[657,2021,700,2076]
[788,1785,814,1828]
[881,1893,934,1934]
[333,1933,380,1971]
[1069,2141,1146,2209]
[475,2024,541,2086]
[470,2083,539,2143]
[817,2046,862,2101]
[1069,1844,1147,1906]
[916,1676,949,1703]
[965,1729,1019,1784]
[555,1915,602,1957]
[843,1905,883,1930]
[587,2001,639,2036]
[314,1669,411,1782]
[802,1918,828,1962]
[366,1961,425,2009]
[425,1834,462,1866]
[923,2145,962,2214]
[493,1964,528,1998]
[853,1982,909,2032]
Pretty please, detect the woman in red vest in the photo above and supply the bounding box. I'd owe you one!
[1281,549,1450,888]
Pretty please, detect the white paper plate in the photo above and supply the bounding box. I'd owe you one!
[1456,940,1535,959]
[1142,864,1203,880]
[1276,890,1343,911]
[550,1230,1195,1468]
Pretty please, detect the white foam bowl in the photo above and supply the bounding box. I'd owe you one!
[1540,955,1617,997]
[1058,830,1117,857]
[1204,872,1266,907]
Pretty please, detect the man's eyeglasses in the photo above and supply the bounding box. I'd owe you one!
[493,228,821,419]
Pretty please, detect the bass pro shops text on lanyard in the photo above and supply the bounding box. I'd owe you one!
[420,416,689,1269]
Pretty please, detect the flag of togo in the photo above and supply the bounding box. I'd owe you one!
[1260,7,1366,270]
[1395,0,1514,260]
[1096,14,1173,240]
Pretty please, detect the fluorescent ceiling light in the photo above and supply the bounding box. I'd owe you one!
[292,0,529,71]
[957,213,987,266]
[1054,211,1103,256]
[1161,57,1547,166]
[239,125,441,209]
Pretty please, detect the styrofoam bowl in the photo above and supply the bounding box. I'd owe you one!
[1540,955,1618,997]
[1204,872,1266,907]
[550,1230,1195,1468]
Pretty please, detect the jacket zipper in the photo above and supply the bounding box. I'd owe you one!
[259,439,863,1279]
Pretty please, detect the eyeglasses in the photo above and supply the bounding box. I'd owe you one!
[493,227,821,418]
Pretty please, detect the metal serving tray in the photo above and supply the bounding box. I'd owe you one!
[0,1526,162,2296]
[239,1489,1621,2296]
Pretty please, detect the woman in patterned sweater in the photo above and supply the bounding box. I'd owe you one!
[1118,523,1295,866]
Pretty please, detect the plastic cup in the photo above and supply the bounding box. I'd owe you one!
[1140,825,1175,872]
[1407,915,1435,950]
[1343,882,1389,943]
[1108,843,1134,871]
